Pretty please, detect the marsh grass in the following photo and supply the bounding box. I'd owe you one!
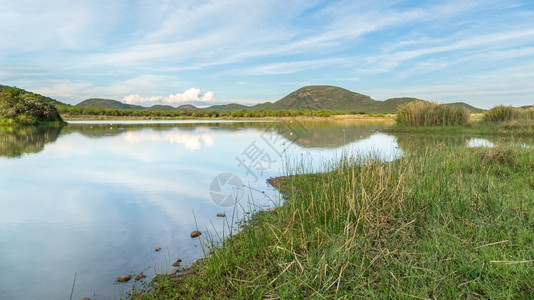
[484,105,534,122]
[396,101,469,126]
[133,145,534,299]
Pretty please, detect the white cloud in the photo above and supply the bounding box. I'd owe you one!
[123,88,216,105]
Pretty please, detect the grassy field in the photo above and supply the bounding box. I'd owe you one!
[131,142,534,299]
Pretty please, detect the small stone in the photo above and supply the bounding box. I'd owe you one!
[135,272,146,281]
[190,230,201,238]
[216,212,225,217]
[155,247,161,252]
[81,297,90,300]
[117,274,132,282]
[172,258,182,267]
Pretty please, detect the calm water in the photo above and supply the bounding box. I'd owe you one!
[0,120,531,299]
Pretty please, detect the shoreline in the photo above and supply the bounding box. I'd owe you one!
[60,113,396,122]
[130,129,534,299]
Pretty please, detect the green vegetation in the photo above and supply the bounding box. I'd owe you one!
[0,86,64,125]
[0,126,62,157]
[484,105,534,122]
[132,144,534,299]
[396,100,469,126]
[60,107,344,119]
[76,98,144,110]
[1,84,486,119]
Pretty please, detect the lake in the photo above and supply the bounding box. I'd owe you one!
[0,119,530,299]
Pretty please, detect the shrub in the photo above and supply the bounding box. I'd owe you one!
[483,105,518,122]
[396,101,469,126]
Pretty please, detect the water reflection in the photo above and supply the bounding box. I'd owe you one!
[393,133,533,153]
[278,119,392,148]
[1,120,533,299]
[466,138,495,148]
[0,126,63,158]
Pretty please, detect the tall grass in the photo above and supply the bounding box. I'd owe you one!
[133,145,534,299]
[396,101,469,126]
[484,105,534,122]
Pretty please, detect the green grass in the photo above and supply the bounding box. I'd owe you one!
[388,120,534,136]
[132,144,534,299]
[484,105,534,122]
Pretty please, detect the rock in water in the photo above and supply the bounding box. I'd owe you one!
[135,272,146,281]
[80,298,90,300]
[190,230,201,238]
[117,274,132,282]
[155,247,161,252]
[172,258,182,267]
[216,212,225,217]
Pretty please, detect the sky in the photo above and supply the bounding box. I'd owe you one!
[1,0,533,108]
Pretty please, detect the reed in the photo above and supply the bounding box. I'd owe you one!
[133,144,534,299]
[396,101,469,126]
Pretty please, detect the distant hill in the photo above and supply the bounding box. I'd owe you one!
[0,85,65,125]
[177,104,198,111]
[444,102,485,113]
[381,98,424,113]
[76,98,144,110]
[148,105,177,111]
[205,103,250,111]
[5,84,480,114]
[268,85,378,111]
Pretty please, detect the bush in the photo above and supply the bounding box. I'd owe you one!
[484,106,534,122]
[396,101,469,126]
[0,87,63,125]
[483,105,518,122]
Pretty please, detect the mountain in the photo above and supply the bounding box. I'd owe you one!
[71,85,484,113]
[204,103,250,111]
[148,105,177,111]
[76,98,145,110]
[177,104,198,111]
[381,98,425,113]
[268,86,377,111]
[0,85,65,125]
[444,102,485,113]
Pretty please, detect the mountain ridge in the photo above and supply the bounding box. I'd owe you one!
[2,84,487,113]
[74,85,485,113]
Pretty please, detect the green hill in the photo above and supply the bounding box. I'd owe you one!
[76,98,144,110]
[203,103,250,111]
[176,104,198,111]
[0,86,65,125]
[71,85,484,114]
[268,85,378,112]
[444,102,485,113]
[149,105,177,111]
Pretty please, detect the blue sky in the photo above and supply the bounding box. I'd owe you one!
[1,0,533,108]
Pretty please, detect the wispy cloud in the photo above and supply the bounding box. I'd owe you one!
[1,0,533,106]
